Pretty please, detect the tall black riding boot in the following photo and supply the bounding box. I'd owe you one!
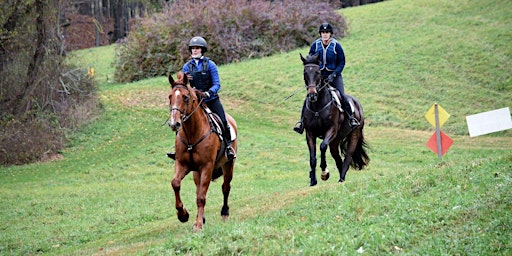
[224,123,236,160]
[343,96,360,129]
[293,119,304,134]
[293,102,306,134]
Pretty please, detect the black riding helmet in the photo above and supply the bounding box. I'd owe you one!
[189,36,208,53]
[319,23,333,34]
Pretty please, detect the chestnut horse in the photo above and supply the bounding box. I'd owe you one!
[168,71,238,230]
[300,53,369,186]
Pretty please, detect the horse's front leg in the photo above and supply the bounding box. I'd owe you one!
[171,165,190,223]
[306,132,317,186]
[193,166,213,231]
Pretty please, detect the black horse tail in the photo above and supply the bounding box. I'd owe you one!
[342,131,370,170]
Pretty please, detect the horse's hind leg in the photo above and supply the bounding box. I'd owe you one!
[339,132,360,182]
[329,140,344,182]
[171,168,190,223]
[221,162,234,221]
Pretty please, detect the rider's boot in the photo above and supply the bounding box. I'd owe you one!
[224,123,236,160]
[293,103,306,134]
[344,99,360,129]
[293,119,304,134]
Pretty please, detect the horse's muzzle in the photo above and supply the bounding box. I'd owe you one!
[308,92,318,102]
[168,120,181,132]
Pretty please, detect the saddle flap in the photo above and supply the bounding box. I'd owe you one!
[202,105,236,141]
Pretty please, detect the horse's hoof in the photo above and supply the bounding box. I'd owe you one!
[177,209,189,223]
[338,178,345,183]
[310,180,317,186]
[192,224,203,232]
[221,206,229,216]
[321,170,330,181]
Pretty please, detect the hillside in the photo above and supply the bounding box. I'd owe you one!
[0,0,510,255]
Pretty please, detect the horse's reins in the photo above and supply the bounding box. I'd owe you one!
[304,64,332,118]
[170,85,213,153]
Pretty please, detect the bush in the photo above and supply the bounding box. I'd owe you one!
[0,1,100,166]
[114,0,347,83]
[0,66,99,166]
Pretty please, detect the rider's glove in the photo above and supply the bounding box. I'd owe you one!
[203,91,210,98]
[327,73,336,83]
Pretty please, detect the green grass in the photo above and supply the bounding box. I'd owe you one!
[1,0,511,255]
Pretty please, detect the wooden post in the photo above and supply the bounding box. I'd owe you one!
[434,103,442,161]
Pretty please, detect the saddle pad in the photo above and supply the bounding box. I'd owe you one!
[328,87,344,113]
[204,107,237,141]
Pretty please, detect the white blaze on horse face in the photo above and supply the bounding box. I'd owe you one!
[170,90,182,125]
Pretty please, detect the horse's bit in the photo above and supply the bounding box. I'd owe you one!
[304,64,331,117]
[169,85,212,152]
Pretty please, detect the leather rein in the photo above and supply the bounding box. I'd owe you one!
[170,85,213,152]
[303,64,332,117]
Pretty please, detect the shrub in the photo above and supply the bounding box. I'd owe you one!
[0,1,100,166]
[114,0,347,83]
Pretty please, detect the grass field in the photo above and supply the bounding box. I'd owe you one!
[1,0,511,255]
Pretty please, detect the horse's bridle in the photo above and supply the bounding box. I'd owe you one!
[169,85,203,123]
[303,64,328,92]
[303,63,332,117]
[169,85,212,152]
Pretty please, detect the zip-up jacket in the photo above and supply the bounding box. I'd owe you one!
[182,56,221,102]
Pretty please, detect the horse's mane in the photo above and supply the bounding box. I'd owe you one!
[174,71,187,86]
[303,54,320,65]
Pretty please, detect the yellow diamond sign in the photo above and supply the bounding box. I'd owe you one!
[425,103,450,128]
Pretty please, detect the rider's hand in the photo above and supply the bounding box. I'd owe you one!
[327,73,336,83]
[203,91,210,98]
[185,73,193,81]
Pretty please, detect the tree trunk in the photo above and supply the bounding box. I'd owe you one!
[112,0,123,42]
[17,0,46,115]
[94,0,101,46]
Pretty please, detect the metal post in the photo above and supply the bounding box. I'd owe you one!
[434,103,442,161]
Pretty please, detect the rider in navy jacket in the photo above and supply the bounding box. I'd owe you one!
[293,23,360,134]
[309,37,345,78]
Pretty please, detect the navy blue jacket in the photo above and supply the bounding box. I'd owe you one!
[182,56,221,102]
[309,38,345,77]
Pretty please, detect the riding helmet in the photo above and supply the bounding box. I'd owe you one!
[189,36,208,53]
[319,23,333,34]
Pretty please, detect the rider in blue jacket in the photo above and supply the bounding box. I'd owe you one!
[167,36,236,160]
[293,23,360,134]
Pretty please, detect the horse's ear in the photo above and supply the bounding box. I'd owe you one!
[168,74,175,88]
[182,71,188,85]
[314,53,320,62]
[300,53,306,63]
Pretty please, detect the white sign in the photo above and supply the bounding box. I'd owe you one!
[466,107,512,137]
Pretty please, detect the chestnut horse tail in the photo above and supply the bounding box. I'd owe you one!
[341,131,370,170]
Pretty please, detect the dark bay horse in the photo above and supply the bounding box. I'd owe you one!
[300,53,369,186]
[168,71,238,230]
